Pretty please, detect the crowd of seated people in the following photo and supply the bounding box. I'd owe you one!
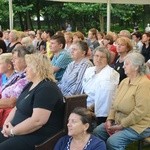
[0,28,149,150]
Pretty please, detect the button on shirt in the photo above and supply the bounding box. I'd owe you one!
[58,58,93,96]
[82,65,120,117]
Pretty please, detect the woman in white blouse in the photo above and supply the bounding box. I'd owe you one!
[82,47,120,125]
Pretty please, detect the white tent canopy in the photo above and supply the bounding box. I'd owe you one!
[48,0,150,32]
[49,0,150,5]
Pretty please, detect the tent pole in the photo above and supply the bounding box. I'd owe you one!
[9,0,13,30]
[107,0,111,32]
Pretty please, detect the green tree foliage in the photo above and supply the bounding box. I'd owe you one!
[0,0,147,32]
[0,0,9,30]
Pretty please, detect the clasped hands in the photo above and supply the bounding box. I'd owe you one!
[105,120,123,136]
[1,122,13,137]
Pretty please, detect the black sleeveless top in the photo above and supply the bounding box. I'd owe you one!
[7,42,21,52]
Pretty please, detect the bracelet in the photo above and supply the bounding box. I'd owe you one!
[10,129,15,137]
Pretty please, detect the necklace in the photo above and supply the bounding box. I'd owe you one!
[67,135,92,150]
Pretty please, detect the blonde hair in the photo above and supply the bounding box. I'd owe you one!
[116,37,133,52]
[21,37,32,46]
[64,32,73,39]
[25,53,56,82]
[10,30,19,41]
[0,53,12,64]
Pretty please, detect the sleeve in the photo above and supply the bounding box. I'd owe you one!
[64,63,92,96]
[2,78,28,98]
[107,80,123,121]
[53,53,72,69]
[120,82,150,127]
[33,84,61,111]
[89,136,106,150]
[57,63,72,89]
[54,136,68,150]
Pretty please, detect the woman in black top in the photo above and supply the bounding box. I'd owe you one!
[112,37,133,83]
[0,53,64,150]
[141,32,150,62]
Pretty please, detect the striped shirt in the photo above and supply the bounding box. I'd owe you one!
[58,58,93,96]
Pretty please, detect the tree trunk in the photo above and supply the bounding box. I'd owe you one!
[99,14,104,32]
[36,0,41,29]
[18,12,24,31]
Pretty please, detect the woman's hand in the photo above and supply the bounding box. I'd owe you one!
[108,124,123,133]
[1,122,13,137]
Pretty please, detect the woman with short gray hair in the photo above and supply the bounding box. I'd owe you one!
[82,46,120,125]
[93,52,150,150]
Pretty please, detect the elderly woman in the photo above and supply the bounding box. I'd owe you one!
[0,53,64,150]
[7,30,21,53]
[93,52,150,150]
[54,107,106,150]
[112,37,133,83]
[58,41,93,96]
[0,45,34,128]
[82,47,119,125]
[0,53,15,88]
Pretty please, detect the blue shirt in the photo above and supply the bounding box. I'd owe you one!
[51,50,72,81]
[58,58,93,96]
[54,134,106,150]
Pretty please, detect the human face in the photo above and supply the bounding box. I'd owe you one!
[9,32,15,43]
[25,64,36,82]
[88,31,93,39]
[123,59,137,77]
[50,39,62,53]
[142,34,150,43]
[67,113,88,137]
[116,41,128,54]
[0,61,10,74]
[70,44,85,61]
[103,39,109,46]
[12,52,26,72]
[93,51,108,68]
[73,35,80,43]
[64,34,72,44]
[132,35,138,43]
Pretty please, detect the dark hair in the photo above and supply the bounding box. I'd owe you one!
[72,107,97,133]
[89,28,98,39]
[12,45,35,58]
[132,32,142,40]
[0,31,3,38]
[51,35,66,49]
[104,34,114,45]
[45,29,54,37]
[75,41,89,56]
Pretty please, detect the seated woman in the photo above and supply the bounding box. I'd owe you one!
[0,53,15,90]
[0,45,34,128]
[82,47,119,125]
[0,53,64,150]
[112,37,133,83]
[93,52,150,150]
[54,107,106,150]
[58,41,93,96]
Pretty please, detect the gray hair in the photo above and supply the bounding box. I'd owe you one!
[125,52,150,75]
[94,46,111,64]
